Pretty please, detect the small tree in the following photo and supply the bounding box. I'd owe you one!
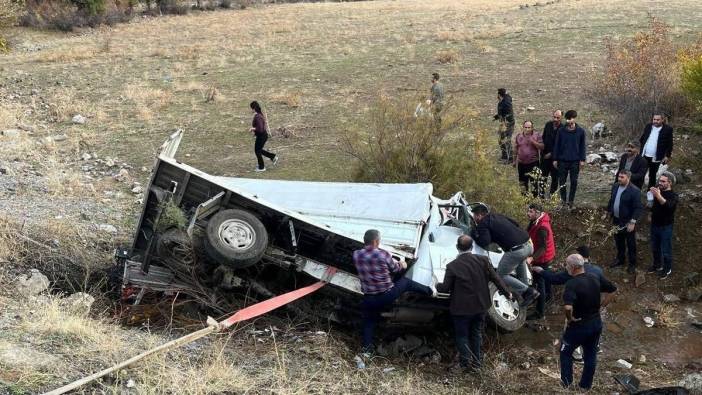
[681,54,702,112]
[592,17,690,138]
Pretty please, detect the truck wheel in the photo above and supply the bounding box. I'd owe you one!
[486,282,525,333]
[205,209,268,269]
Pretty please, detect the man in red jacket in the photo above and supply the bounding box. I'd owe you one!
[526,203,556,320]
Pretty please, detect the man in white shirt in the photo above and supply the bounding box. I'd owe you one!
[639,113,674,189]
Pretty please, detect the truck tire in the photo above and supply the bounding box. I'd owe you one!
[205,209,268,269]
[486,282,525,333]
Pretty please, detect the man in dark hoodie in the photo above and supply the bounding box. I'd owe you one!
[437,235,512,371]
[552,109,587,207]
[494,88,515,163]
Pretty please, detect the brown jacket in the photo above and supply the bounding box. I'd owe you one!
[436,252,511,316]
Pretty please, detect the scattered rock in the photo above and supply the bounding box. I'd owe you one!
[63,292,95,313]
[684,272,700,287]
[526,106,535,112]
[51,134,68,142]
[643,316,654,328]
[663,294,681,303]
[679,373,702,393]
[638,354,646,364]
[685,169,694,175]
[15,269,50,297]
[131,185,144,194]
[616,359,633,369]
[382,367,396,374]
[682,134,690,140]
[0,341,60,369]
[519,361,531,370]
[586,153,602,165]
[114,168,129,181]
[1,129,21,138]
[353,355,366,369]
[105,158,116,167]
[81,153,92,161]
[602,152,618,162]
[72,114,86,124]
[684,288,702,302]
[98,224,118,233]
[635,272,646,287]
[496,362,509,373]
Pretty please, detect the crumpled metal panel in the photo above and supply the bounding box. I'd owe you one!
[215,177,433,255]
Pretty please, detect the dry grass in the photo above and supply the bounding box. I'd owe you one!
[651,301,682,328]
[435,48,460,64]
[271,91,302,108]
[34,46,97,63]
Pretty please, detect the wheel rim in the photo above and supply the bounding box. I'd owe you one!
[493,292,519,321]
[218,219,256,251]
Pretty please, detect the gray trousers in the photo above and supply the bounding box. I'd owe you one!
[496,242,533,295]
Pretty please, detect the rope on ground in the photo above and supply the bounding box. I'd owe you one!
[43,267,337,395]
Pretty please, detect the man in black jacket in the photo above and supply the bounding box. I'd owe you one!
[607,170,643,273]
[615,141,648,189]
[494,88,515,163]
[552,110,587,207]
[646,171,679,279]
[541,110,563,197]
[640,113,673,189]
[436,235,512,370]
[470,204,539,306]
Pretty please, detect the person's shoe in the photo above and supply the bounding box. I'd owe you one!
[646,265,662,274]
[255,167,266,172]
[659,269,672,280]
[272,155,279,166]
[610,260,624,269]
[526,312,544,321]
[520,288,540,307]
[627,266,636,274]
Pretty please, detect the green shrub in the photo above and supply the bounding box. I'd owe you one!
[591,17,691,139]
[681,54,702,110]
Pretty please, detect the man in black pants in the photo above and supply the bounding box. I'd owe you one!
[436,235,512,371]
[541,110,563,197]
[607,170,643,274]
[560,254,617,391]
[640,113,673,189]
[552,110,586,208]
[494,88,515,163]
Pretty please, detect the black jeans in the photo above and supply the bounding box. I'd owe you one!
[560,318,603,390]
[614,225,637,268]
[254,134,275,170]
[453,312,486,369]
[517,161,539,197]
[557,160,580,203]
[540,157,559,196]
[643,156,661,189]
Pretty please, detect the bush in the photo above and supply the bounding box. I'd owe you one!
[157,0,189,15]
[340,96,529,220]
[591,17,691,139]
[681,53,702,111]
[1,0,25,52]
[21,0,132,31]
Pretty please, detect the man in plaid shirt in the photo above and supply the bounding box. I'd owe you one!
[354,229,435,354]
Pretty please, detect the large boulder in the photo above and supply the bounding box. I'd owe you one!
[15,269,50,297]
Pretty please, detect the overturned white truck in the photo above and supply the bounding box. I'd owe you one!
[121,131,529,332]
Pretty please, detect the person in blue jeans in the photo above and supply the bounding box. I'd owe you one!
[646,172,678,280]
[560,254,617,390]
[353,229,435,354]
[552,109,586,207]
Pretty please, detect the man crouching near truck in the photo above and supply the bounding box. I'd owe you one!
[354,229,435,355]
[436,235,512,372]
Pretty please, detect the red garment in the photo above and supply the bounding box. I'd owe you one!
[527,212,556,265]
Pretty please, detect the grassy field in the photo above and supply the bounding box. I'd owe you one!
[1,1,702,394]
[2,0,701,181]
